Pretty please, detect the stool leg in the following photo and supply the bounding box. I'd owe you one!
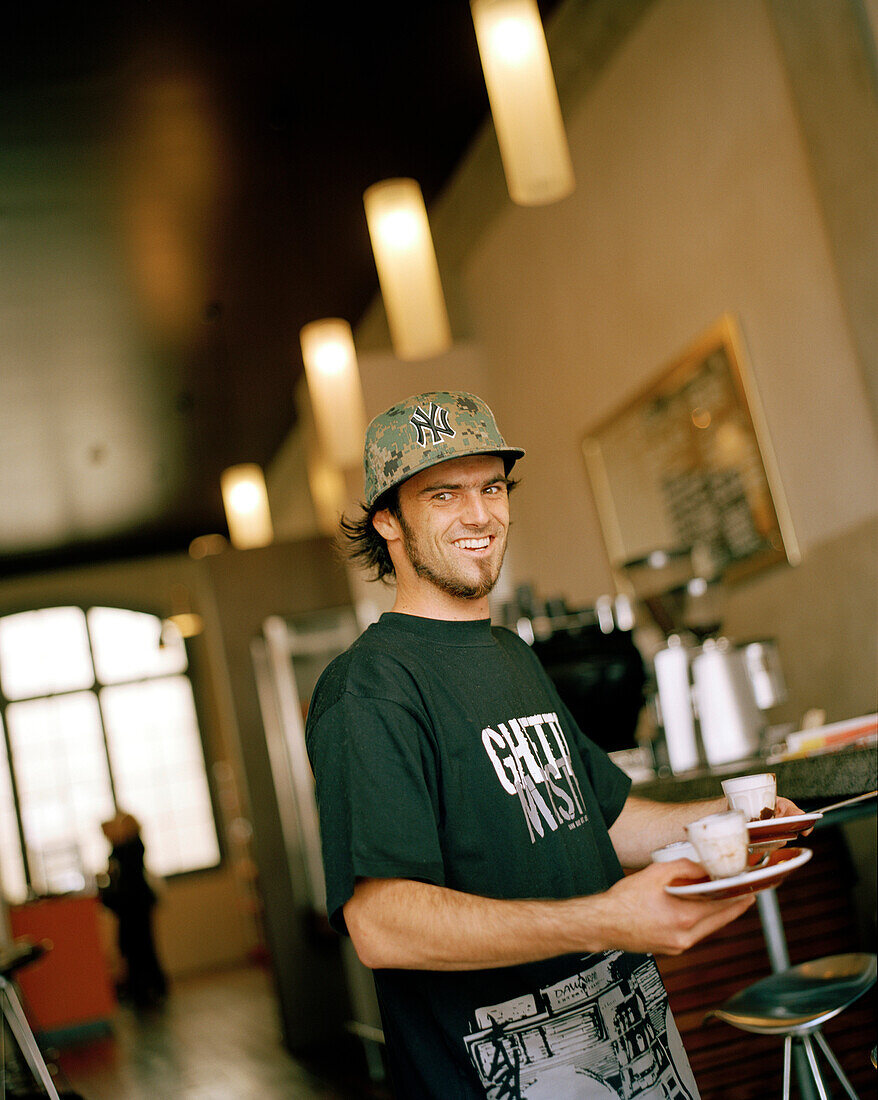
[756,888,791,972]
[782,1035,793,1100]
[0,980,61,1100]
[793,1039,823,1100]
[801,1034,831,1100]
[812,1029,861,1100]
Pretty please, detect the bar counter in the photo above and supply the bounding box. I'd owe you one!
[632,743,877,807]
[634,742,876,1098]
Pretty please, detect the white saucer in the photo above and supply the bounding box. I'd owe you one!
[665,847,812,899]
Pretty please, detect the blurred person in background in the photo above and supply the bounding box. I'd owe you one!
[99,811,167,1009]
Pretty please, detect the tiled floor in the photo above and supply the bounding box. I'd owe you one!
[50,966,393,1100]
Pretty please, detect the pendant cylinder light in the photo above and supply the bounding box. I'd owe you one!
[299,318,367,468]
[220,463,274,549]
[363,178,452,361]
[471,0,574,206]
[164,584,204,639]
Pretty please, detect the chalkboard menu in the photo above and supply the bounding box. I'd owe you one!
[582,315,799,583]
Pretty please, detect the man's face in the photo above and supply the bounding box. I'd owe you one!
[389,454,511,602]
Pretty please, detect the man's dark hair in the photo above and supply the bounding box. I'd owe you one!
[338,487,402,582]
[339,470,519,583]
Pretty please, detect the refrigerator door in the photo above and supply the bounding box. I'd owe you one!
[252,609,385,1076]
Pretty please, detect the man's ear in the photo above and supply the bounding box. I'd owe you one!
[371,507,400,542]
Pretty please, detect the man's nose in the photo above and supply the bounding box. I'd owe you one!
[460,491,491,525]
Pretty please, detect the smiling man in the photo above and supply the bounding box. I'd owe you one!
[305,392,799,1099]
[376,452,511,608]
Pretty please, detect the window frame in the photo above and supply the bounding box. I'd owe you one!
[0,601,223,899]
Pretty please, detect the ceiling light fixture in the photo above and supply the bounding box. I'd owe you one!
[188,533,228,559]
[220,463,274,549]
[299,318,367,468]
[161,584,204,644]
[164,612,204,639]
[471,0,574,206]
[363,178,452,361]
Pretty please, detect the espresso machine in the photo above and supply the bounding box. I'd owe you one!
[623,548,787,773]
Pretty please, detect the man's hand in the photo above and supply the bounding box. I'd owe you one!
[774,796,814,833]
[588,860,756,956]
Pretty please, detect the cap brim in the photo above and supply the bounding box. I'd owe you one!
[370,444,525,507]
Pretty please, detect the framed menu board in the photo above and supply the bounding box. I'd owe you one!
[582,315,799,583]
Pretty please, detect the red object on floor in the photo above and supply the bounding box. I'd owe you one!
[9,894,115,1034]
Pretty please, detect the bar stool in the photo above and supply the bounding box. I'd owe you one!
[706,953,876,1100]
[0,937,63,1099]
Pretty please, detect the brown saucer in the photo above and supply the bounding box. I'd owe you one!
[665,847,812,900]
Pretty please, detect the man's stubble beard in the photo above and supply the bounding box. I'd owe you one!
[397,510,507,601]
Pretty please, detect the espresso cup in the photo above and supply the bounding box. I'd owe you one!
[722,772,777,821]
[685,810,749,879]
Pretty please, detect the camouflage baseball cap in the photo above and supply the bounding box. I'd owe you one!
[363,391,525,507]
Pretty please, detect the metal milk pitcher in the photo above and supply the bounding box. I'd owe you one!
[692,638,764,766]
[654,636,700,774]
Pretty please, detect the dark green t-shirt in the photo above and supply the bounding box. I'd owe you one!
[306,613,699,1099]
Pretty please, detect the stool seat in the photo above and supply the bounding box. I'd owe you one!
[709,953,876,1035]
[708,954,876,1100]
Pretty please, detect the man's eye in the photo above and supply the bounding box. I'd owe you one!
[485,484,505,495]
[433,492,453,501]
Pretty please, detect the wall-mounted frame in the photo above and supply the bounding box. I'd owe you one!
[582,315,799,585]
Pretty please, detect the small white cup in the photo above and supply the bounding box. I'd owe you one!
[686,811,749,879]
[722,772,777,822]
[651,840,699,864]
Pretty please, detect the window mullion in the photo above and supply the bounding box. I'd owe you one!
[84,608,117,808]
[0,698,33,892]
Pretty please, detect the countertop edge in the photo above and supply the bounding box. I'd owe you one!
[631,744,877,804]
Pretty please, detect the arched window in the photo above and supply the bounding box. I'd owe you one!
[0,606,220,902]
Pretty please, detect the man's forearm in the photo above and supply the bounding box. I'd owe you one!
[345,878,587,970]
[344,869,754,971]
[608,792,808,868]
[608,794,725,868]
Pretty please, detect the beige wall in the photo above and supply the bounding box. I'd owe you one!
[767,0,878,419]
[329,0,878,726]
[463,0,875,594]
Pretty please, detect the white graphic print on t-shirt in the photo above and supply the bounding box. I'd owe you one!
[481,712,588,843]
[464,952,700,1099]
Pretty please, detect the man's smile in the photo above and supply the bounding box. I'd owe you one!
[452,536,493,552]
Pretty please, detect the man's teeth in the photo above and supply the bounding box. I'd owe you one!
[455,537,490,550]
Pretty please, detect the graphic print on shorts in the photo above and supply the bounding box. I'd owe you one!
[464,953,700,1100]
[481,712,588,842]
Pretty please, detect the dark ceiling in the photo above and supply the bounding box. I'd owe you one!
[1,1,560,577]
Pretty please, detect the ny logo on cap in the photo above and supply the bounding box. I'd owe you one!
[410,402,456,447]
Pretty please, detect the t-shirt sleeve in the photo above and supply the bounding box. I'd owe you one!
[309,690,445,934]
